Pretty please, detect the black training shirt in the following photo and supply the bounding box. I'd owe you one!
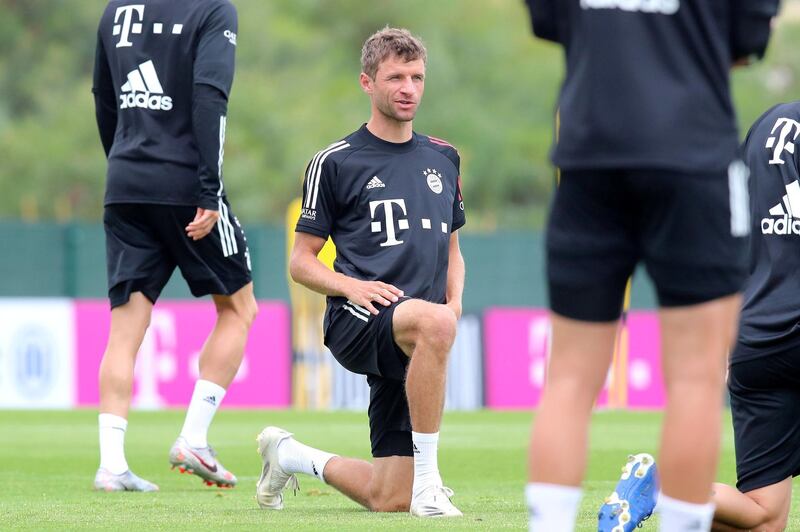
[296,125,466,313]
[93,0,237,209]
[735,102,800,361]
[525,0,778,172]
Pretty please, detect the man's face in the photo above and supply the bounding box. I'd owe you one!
[363,54,426,123]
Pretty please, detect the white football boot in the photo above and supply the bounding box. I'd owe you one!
[410,485,463,517]
[94,468,159,492]
[256,426,300,510]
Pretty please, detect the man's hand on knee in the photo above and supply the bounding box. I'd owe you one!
[341,277,404,315]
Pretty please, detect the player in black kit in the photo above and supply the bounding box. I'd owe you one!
[92,0,256,491]
[522,2,779,531]
[255,28,465,518]
[709,102,800,532]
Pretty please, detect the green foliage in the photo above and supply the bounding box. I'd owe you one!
[1,0,799,227]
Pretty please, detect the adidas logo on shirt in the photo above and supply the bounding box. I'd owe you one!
[366,176,385,189]
[119,60,173,111]
[580,0,679,14]
[762,180,800,235]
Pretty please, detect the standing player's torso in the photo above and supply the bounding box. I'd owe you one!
[553,0,737,172]
[98,0,235,205]
[738,102,800,354]
[324,130,461,304]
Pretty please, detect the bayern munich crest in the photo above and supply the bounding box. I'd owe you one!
[424,168,443,194]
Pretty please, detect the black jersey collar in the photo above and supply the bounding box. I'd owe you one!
[358,123,418,153]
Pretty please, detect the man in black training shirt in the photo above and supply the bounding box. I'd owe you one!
[254,28,466,518]
[92,0,256,492]
[522,2,778,531]
[710,102,800,532]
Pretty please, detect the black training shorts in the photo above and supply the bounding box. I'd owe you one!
[324,297,412,458]
[729,339,800,493]
[104,203,252,308]
[547,167,749,322]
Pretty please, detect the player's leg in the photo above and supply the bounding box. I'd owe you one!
[527,315,618,530]
[96,291,158,492]
[529,169,635,532]
[170,283,257,487]
[255,423,414,511]
[392,299,456,435]
[711,479,791,532]
[162,204,255,487]
[174,283,257,455]
[711,349,800,531]
[98,292,153,420]
[255,379,415,512]
[257,301,417,512]
[197,282,257,387]
[638,166,749,531]
[327,455,413,511]
[392,299,463,516]
[96,204,173,492]
[657,296,740,508]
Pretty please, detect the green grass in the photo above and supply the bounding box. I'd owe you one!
[0,409,798,530]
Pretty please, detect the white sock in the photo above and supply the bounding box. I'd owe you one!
[658,493,715,532]
[526,482,582,532]
[99,413,129,475]
[180,379,226,448]
[277,437,336,483]
[412,431,443,497]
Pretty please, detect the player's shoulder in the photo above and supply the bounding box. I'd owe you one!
[746,101,800,143]
[418,133,460,170]
[309,130,365,164]
[195,0,237,20]
[198,0,236,10]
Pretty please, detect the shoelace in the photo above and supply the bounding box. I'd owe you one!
[286,474,300,496]
[440,486,454,498]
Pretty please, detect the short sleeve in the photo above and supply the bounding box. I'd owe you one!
[194,1,238,97]
[525,0,562,44]
[296,157,337,239]
[452,157,466,231]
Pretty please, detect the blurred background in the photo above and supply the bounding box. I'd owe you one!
[2,0,800,412]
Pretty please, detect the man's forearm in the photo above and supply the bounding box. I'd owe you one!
[290,253,352,298]
[446,251,465,307]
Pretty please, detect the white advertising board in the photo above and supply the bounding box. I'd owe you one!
[0,299,75,408]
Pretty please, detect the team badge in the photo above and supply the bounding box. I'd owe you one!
[424,168,443,194]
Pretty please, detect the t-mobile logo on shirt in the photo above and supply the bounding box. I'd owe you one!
[113,5,145,48]
[580,0,679,15]
[369,199,409,247]
[766,118,800,165]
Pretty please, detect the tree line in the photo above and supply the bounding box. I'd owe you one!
[1,0,798,229]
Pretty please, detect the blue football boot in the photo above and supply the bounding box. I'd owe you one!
[597,453,658,532]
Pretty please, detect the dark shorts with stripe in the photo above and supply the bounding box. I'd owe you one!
[729,340,800,492]
[324,297,412,458]
[547,166,749,322]
[104,203,252,308]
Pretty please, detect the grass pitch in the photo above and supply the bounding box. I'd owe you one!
[0,409,795,531]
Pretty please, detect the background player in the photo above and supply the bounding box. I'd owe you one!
[92,0,256,491]
[523,1,778,531]
[255,27,466,517]
[710,101,800,532]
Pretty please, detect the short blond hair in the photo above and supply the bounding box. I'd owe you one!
[360,27,427,79]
